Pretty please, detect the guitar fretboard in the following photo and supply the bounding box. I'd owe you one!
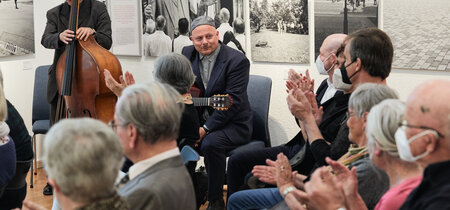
[192,98,210,107]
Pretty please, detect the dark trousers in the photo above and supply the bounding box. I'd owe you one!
[201,130,243,201]
[226,143,301,197]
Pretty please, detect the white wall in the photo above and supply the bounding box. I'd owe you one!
[0,0,449,163]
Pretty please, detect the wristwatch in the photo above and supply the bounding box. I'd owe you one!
[203,125,210,135]
[282,186,296,198]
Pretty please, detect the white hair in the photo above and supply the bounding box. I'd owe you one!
[44,118,123,203]
[349,83,398,118]
[366,99,405,158]
[115,82,183,144]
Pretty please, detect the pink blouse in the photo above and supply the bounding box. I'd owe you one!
[375,176,422,210]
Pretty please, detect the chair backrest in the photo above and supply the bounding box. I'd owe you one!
[181,145,200,164]
[247,75,272,147]
[32,65,51,124]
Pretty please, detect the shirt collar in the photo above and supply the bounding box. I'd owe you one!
[128,147,180,180]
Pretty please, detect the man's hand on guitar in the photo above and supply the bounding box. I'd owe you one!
[59,29,75,44]
[76,27,95,41]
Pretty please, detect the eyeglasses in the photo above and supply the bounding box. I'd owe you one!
[398,121,444,138]
[108,120,120,131]
[345,111,357,119]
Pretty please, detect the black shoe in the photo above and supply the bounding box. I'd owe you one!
[206,198,224,210]
[43,183,53,196]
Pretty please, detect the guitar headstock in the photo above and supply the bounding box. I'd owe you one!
[209,94,232,111]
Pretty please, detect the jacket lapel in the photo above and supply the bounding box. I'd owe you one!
[205,45,226,96]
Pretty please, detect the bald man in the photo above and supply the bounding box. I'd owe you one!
[399,80,450,209]
[226,33,348,197]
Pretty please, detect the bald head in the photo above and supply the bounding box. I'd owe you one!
[321,34,347,55]
[407,80,450,139]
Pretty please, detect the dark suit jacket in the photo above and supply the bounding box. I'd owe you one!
[41,0,112,103]
[117,156,196,210]
[182,44,252,144]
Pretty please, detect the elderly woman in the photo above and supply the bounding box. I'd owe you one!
[22,118,128,210]
[284,99,423,210]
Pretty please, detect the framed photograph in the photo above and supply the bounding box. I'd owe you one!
[141,0,247,57]
[0,0,34,57]
[109,0,142,56]
[314,0,378,58]
[250,0,309,63]
[384,0,450,71]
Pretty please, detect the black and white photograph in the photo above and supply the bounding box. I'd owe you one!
[314,0,378,58]
[384,0,450,71]
[250,0,309,63]
[141,0,247,57]
[0,0,34,57]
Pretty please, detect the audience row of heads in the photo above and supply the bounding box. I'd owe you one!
[145,14,245,37]
[315,28,393,93]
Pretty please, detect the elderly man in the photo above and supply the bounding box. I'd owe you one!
[398,80,450,209]
[115,82,196,210]
[217,8,233,41]
[145,15,172,56]
[182,15,252,209]
[22,118,128,209]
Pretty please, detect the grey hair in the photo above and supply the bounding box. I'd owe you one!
[349,83,399,118]
[115,82,184,144]
[43,118,123,203]
[0,68,6,121]
[366,99,404,157]
[153,53,195,94]
[0,67,3,87]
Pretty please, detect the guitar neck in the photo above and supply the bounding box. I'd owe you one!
[192,97,209,107]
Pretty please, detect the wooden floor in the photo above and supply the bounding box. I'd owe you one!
[25,168,222,209]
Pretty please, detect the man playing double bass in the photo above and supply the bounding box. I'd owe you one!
[40,0,112,195]
[41,0,112,126]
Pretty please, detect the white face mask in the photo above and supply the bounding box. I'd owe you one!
[394,127,437,162]
[332,68,352,91]
[315,54,334,75]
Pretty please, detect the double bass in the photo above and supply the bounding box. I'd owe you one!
[55,0,122,124]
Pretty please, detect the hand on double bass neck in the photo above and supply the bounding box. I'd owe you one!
[59,29,75,44]
[104,69,135,97]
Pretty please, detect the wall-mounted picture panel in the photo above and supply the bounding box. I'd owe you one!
[314,0,378,58]
[384,0,450,71]
[250,0,309,63]
[0,0,34,57]
[109,0,142,56]
[141,0,247,57]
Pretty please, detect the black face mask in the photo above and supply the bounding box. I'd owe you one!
[341,60,359,85]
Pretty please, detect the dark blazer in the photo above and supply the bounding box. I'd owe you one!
[117,156,196,210]
[41,0,112,103]
[182,44,252,144]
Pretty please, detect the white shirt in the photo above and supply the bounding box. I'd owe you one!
[217,23,233,42]
[320,78,338,104]
[128,147,180,180]
[227,33,246,53]
[145,30,172,56]
[173,35,192,54]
